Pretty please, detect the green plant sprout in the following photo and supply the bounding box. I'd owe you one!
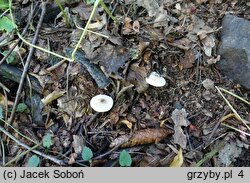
[54,0,71,28]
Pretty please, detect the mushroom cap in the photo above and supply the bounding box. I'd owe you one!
[90,94,114,112]
[145,72,166,87]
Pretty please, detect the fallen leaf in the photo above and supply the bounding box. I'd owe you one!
[179,50,196,69]
[170,148,184,167]
[120,119,133,129]
[171,108,190,127]
[127,63,149,93]
[90,44,129,76]
[173,126,187,149]
[41,90,66,105]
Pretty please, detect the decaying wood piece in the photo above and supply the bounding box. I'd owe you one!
[110,128,173,148]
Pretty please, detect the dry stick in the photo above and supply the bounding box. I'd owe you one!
[8,2,47,124]
[0,2,39,66]
[0,125,65,165]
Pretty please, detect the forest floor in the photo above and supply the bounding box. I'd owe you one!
[0,0,249,167]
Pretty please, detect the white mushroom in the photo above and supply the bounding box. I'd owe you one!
[90,94,114,112]
[145,72,166,87]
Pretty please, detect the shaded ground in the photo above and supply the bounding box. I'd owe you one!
[0,0,249,167]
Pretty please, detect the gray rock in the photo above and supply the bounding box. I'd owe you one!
[217,15,250,89]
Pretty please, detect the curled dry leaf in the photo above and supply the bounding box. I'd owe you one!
[41,90,66,105]
[111,128,172,148]
[170,148,184,167]
[120,119,133,130]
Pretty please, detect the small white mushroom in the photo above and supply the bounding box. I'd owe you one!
[90,94,114,112]
[145,72,166,87]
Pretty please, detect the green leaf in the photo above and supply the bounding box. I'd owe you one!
[27,155,40,167]
[2,50,15,64]
[119,150,132,167]
[81,146,93,161]
[42,134,53,148]
[16,103,27,113]
[0,0,9,10]
[0,16,16,33]
[0,105,3,119]
[86,0,95,5]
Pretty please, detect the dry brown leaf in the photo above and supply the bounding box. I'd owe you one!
[120,119,133,129]
[179,50,196,69]
[170,148,184,167]
[127,63,149,93]
[108,109,120,124]
[121,128,172,148]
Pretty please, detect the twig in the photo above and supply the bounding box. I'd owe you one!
[46,59,66,71]
[0,125,65,165]
[221,123,250,137]
[8,2,47,124]
[217,86,250,106]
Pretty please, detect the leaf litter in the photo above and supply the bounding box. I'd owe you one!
[1,0,249,167]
